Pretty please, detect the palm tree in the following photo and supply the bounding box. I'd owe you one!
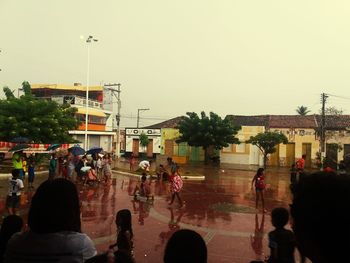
[296,106,311,116]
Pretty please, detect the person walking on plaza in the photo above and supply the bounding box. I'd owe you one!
[21,156,27,181]
[129,153,135,171]
[48,153,57,180]
[251,168,267,213]
[168,167,184,207]
[102,155,112,183]
[27,154,35,189]
[267,207,295,263]
[295,154,306,182]
[6,170,24,215]
[96,155,102,180]
[11,153,24,181]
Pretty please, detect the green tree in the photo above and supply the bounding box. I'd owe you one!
[176,111,240,164]
[296,106,311,116]
[3,86,15,100]
[0,81,79,143]
[246,131,288,169]
[139,132,149,157]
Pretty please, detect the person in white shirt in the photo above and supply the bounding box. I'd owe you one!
[139,160,151,172]
[5,178,97,262]
[6,170,24,215]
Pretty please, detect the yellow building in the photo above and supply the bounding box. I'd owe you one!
[225,115,320,168]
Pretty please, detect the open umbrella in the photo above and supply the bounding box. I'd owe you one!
[9,144,30,152]
[47,144,61,151]
[11,137,31,143]
[86,147,103,155]
[68,146,85,156]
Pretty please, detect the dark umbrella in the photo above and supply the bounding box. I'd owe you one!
[86,147,103,155]
[9,144,31,152]
[47,144,61,151]
[68,146,85,156]
[11,137,31,143]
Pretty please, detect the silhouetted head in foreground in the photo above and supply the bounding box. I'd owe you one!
[0,215,23,251]
[164,229,207,263]
[116,209,133,237]
[28,178,81,233]
[271,207,289,229]
[291,172,350,262]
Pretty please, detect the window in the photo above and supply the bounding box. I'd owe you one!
[222,145,232,153]
[236,143,246,153]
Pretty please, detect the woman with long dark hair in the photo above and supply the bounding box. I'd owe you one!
[5,178,96,262]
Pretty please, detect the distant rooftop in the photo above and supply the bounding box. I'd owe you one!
[31,84,103,92]
[144,116,183,129]
[146,114,350,130]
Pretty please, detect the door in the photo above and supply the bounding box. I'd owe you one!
[269,145,280,166]
[190,147,201,161]
[147,139,153,158]
[302,143,312,168]
[344,144,350,160]
[164,140,174,157]
[285,143,295,167]
[326,143,338,169]
[132,139,139,157]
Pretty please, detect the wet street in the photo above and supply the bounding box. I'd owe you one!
[0,164,295,263]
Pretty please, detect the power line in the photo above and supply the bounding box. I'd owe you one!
[327,93,350,101]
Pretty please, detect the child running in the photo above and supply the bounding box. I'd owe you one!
[251,168,267,213]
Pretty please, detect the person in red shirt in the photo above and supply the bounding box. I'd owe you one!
[296,154,306,182]
[296,154,306,171]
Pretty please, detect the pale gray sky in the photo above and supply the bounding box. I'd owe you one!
[1,0,350,127]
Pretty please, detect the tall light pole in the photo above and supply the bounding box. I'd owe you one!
[84,35,98,150]
[137,108,150,128]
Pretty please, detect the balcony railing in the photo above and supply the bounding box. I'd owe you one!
[51,95,103,109]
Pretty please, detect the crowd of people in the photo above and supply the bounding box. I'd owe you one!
[11,151,114,188]
[0,177,204,263]
[3,152,350,262]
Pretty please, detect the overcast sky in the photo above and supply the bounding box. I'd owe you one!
[1,0,350,127]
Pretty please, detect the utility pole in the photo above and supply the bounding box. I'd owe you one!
[137,108,150,128]
[320,93,328,169]
[104,83,121,158]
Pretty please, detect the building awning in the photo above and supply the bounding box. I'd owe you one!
[31,84,103,92]
[76,107,106,117]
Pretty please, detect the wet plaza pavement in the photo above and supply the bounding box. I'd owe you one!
[0,164,297,263]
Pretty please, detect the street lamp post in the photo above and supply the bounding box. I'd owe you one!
[84,35,98,150]
[137,108,150,128]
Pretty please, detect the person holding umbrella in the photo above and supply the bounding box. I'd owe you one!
[12,153,24,181]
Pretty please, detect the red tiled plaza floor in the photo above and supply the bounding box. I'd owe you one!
[0,164,299,262]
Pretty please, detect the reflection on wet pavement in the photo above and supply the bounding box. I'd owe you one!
[0,166,295,263]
